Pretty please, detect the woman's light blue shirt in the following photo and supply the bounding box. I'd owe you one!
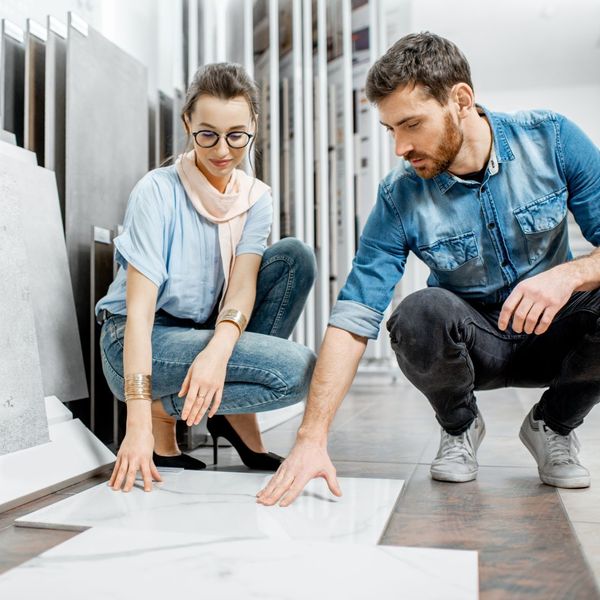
[95,166,273,323]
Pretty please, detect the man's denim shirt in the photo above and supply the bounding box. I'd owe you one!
[328,107,600,339]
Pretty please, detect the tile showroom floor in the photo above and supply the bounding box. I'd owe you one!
[1,380,599,599]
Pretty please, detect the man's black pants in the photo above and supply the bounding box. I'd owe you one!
[386,287,600,436]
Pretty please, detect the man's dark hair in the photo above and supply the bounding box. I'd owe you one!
[365,32,474,105]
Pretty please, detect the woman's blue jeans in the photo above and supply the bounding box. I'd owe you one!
[100,237,317,418]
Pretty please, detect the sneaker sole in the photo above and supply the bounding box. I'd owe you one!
[519,427,591,489]
[430,468,478,483]
[429,418,485,484]
[537,471,590,489]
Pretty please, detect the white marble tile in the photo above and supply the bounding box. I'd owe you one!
[0,419,115,512]
[45,395,73,426]
[17,472,403,545]
[0,527,478,600]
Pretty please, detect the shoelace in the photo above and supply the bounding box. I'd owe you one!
[544,426,578,465]
[439,430,475,463]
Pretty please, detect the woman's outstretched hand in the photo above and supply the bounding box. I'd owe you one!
[178,346,229,426]
[108,427,162,492]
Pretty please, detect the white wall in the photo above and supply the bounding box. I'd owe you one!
[0,0,184,94]
[380,0,600,146]
[478,84,600,146]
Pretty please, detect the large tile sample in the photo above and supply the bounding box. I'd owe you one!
[65,13,148,375]
[0,150,88,402]
[0,20,25,146]
[0,527,478,600]
[0,158,49,455]
[44,17,67,224]
[17,472,403,544]
[0,410,116,512]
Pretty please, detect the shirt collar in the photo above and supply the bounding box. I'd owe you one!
[432,104,514,195]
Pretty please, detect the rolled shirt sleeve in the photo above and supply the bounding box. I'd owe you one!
[236,192,273,256]
[113,173,170,288]
[328,182,409,339]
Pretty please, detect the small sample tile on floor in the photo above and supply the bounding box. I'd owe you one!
[0,526,478,600]
[45,396,73,426]
[16,472,404,545]
[0,419,115,512]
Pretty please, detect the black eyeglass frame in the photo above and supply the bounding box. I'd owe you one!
[191,129,254,149]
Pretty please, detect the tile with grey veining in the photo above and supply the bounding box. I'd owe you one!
[0,165,49,455]
[16,472,403,545]
[0,527,478,600]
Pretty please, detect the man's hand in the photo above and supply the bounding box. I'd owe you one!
[498,264,577,335]
[256,439,342,507]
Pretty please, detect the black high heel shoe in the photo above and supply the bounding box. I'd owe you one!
[207,414,284,471]
[152,452,206,470]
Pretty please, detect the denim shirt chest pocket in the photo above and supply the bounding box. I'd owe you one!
[513,188,568,264]
[418,231,488,288]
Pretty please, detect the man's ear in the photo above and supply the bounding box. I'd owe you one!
[452,83,474,118]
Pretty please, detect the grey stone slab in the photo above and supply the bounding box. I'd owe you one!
[44,18,67,227]
[0,164,49,455]
[0,20,25,147]
[0,155,88,402]
[158,89,173,165]
[172,87,186,157]
[65,14,148,380]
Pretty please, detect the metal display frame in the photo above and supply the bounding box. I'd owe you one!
[90,226,116,442]
[301,0,315,349]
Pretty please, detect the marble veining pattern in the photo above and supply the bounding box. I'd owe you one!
[0,527,478,599]
[17,472,404,545]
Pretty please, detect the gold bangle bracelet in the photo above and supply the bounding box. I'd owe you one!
[216,308,248,334]
[124,374,152,402]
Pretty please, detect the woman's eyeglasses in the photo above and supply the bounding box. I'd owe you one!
[191,130,254,149]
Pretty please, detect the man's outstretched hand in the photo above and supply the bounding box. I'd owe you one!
[256,439,342,507]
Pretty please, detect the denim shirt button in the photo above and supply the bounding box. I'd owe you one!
[487,222,496,230]
[501,260,509,267]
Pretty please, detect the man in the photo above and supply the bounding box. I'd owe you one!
[256,32,600,507]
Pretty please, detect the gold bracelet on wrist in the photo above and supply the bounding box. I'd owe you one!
[124,373,152,402]
[216,308,248,335]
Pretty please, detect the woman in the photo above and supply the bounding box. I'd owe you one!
[96,63,316,493]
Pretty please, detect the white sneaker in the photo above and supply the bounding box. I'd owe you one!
[519,405,590,489]
[430,413,486,483]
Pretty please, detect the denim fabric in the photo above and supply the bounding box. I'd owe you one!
[329,107,600,339]
[100,237,317,418]
[387,287,600,436]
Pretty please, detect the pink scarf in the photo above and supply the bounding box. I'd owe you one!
[175,151,270,307]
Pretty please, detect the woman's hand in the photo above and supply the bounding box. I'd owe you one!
[178,345,229,426]
[109,426,162,492]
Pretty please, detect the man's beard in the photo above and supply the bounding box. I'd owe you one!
[406,111,463,179]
